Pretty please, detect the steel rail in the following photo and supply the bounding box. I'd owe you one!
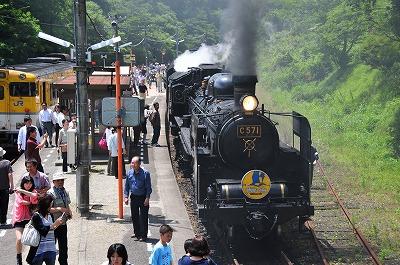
[304,219,330,265]
[316,160,382,265]
[280,251,294,265]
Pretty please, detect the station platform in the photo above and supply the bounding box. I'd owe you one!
[0,85,194,264]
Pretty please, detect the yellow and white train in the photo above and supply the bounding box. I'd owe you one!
[0,54,74,145]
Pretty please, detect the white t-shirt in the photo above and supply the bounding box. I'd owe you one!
[108,133,125,157]
[17,125,41,150]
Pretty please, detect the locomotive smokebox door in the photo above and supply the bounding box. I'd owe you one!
[217,114,279,168]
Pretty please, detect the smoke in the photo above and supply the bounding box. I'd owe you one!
[173,0,260,75]
[222,0,260,76]
[173,43,231,72]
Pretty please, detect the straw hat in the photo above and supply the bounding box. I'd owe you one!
[0,147,6,157]
[52,172,67,181]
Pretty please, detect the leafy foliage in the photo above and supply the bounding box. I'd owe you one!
[0,3,40,64]
[0,0,226,64]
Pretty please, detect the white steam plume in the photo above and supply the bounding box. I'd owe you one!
[173,43,231,72]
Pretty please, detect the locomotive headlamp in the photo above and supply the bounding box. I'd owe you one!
[241,95,259,112]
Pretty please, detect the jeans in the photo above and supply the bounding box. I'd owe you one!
[130,195,149,238]
[54,225,68,265]
[0,189,9,224]
[41,122,53,146]
[31,251,57,265]
[62,152,68,172]
[151,126,161,145]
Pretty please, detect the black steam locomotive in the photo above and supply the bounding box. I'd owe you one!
[166,64,314,240]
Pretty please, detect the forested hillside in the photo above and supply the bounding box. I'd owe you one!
[1,0,399,260]
[0,0,226,64]
[256,0,400,259]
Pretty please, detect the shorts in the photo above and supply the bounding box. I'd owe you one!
[14,219,29,228]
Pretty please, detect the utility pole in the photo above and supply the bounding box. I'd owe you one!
[144,26,148,70]
[170,29,184,59]
[112,16,124,219]
[74,0,89,214]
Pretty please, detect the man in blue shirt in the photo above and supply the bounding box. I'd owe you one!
[124,156,152,241]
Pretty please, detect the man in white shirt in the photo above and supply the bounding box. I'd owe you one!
[39,102,54,147]
[105,127,113,175]
[107,128,126,179]
[17,117,41,155]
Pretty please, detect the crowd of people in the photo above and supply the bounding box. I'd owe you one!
[0,68,220,264]
[130,64,166,97]
[102,230,217,265]
[0,146,71,265]
[17,103,77,175]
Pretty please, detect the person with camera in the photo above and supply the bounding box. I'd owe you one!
[48,173,72,265]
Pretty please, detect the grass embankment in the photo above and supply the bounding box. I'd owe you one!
[257,64,400,261]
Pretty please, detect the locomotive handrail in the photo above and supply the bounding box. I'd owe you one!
[187,97,219,129]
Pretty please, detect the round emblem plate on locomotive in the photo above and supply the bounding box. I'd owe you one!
[241,170,271,199]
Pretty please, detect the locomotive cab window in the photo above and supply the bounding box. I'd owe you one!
[9,82,36,97]
[0,85,4,100]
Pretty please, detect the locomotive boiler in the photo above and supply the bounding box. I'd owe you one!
[166,64,314,240]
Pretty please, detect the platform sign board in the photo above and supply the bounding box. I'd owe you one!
[101,97,143,127]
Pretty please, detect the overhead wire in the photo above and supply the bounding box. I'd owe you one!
[86,12,106,41]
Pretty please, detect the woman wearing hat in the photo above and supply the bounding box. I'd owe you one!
[48,173,72,265]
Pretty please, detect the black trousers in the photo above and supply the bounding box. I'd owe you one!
[54,124,61,147]
[112,156,126,178]
[54,224,68,265]
[133,126,141,146]
[0,189,9,224]
[37,163,44,173]
[151,126,161,145]
[130,195,149,238]
[62,152,68,172]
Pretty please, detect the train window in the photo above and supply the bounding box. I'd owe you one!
[0,86,4,100]
[9,82,36,97]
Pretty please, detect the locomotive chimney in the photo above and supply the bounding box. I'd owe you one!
[233,75,258,108]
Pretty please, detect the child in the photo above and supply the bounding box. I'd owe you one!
[102,243,132,265]
[178,236,217,265]
[178,238,193,264]
[149,224,174,265]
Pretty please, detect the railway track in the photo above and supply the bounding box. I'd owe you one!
[168,128,328,265]
[310,160,382,265]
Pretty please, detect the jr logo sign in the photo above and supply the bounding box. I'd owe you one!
[13,100,23,106]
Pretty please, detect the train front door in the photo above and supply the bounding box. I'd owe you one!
[42,81,46,104]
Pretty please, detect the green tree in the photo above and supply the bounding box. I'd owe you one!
[0,3,40,64]
[317,2,368,68]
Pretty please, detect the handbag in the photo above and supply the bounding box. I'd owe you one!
[21,220,40,247]
[98,132,108,150]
